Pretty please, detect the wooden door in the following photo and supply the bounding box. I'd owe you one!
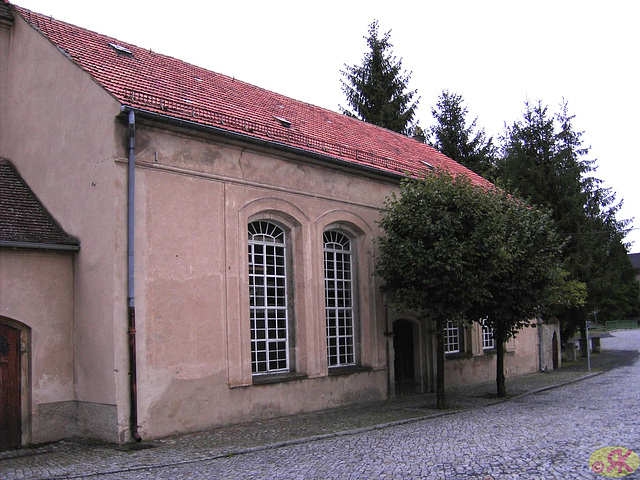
[0,324,21,449]
[393,319,415,396]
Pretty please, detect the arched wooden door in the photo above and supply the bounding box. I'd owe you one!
[393,319,415,396]
[0,323,21,449]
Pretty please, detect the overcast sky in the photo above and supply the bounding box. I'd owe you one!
[14,0,640,251]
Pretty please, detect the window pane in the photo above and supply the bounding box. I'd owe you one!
[482,318,495,350]
[249,221,289,374]
[444,320,460,354]
[324,230,356,367]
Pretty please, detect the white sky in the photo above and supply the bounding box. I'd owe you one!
[14,0,640,251]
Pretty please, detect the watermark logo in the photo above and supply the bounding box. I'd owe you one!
[589,446,639,477]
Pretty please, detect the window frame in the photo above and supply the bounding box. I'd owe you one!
[482,318,495,350]
[323,229,357,368]
[248,220,292,375]
[444,320,462,354]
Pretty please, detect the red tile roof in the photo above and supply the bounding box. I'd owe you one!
[13,5,490,186]
[0,159,79,249]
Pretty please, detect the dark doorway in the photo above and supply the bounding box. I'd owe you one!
[393,319,415,396]
[552,331,559,370]
[0,323,21,449]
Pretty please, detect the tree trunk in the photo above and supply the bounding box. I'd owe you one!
[496,327,507,398]
[578,322,588,358]
[436,327,446,409]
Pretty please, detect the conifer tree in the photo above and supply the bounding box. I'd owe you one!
[340,21,419,135]
[497,100,638,338]
[429,90,496,180]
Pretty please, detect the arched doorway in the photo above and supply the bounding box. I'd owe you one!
[393,319,416,396]
[0,323,21,449]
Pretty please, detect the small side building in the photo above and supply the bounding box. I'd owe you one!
[0,159,79,448]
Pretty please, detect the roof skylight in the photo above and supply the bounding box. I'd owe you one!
[421,160,435,170]
[109,42,133,56]
[273,116,291,128]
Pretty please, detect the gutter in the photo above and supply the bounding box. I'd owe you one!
[121,107,407,182]
[0,240,80,251]
[123,107,142,442]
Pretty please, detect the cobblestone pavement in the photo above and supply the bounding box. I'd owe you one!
[2,330,639,479]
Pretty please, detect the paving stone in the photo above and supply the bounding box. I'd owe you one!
[1,331,638,479]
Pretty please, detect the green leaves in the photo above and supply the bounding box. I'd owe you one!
[376,169,576,341]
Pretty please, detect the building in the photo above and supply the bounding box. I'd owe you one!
[0,3,557,447]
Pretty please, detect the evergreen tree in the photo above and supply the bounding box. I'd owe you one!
[340,21,419,135]
[497,100,638,339]
[429,90,496,179]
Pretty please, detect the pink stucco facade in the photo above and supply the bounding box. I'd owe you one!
[0,6,554,446]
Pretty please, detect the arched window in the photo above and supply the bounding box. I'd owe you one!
[248,221,289,374]
[323,230,356,366]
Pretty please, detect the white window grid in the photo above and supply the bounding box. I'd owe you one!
[324,230,356,367]
[482,319,495,350]
[248,221,289,374]
[444,320,460,354]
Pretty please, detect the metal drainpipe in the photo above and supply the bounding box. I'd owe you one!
[125,108,142,442]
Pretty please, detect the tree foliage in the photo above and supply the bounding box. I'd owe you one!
[376,170,570,404]
[496,100,638,338]
[429,90,496,180]
[477,197,583,396]
[340,21,419,135]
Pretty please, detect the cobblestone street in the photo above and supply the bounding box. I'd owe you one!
[2,330,639,479]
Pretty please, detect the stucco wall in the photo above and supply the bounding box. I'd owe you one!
[445,325,539,388]
[0,249,74,444]
[129,124,394,439]
[1,14,129,442]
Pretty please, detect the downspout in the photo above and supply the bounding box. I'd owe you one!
[125,108,142,442]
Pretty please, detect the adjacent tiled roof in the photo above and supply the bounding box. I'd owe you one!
[13,5,490,187]
[0,159,79,250]
[0,0,13,29]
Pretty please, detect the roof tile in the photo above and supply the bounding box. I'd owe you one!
[0,159,79,248]
[13,5,490,187]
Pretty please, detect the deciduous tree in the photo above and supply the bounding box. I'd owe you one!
[376,171,504,408]
[478,196,583,397]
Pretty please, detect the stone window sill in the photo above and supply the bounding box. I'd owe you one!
[252,372,307,385]
[328,365,371,376]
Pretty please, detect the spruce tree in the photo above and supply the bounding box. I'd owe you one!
[497,100,638,338]
[429,90,496,180]
[340,21,419,135]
